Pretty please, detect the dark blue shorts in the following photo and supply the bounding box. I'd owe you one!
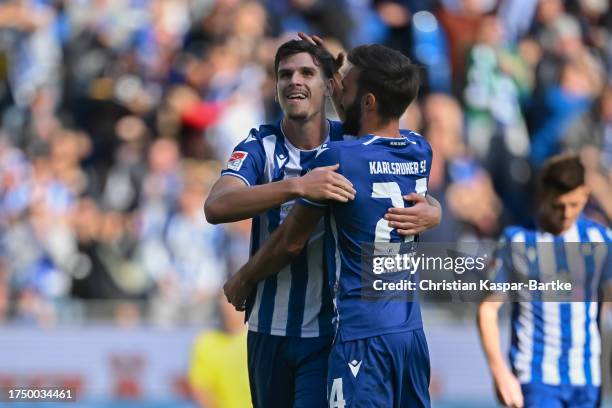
[521,383,600,408]
[247,331,333,408]
[327,329,430,408]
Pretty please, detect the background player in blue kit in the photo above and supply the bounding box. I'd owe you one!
[225,44,433,407]
[477,154,612,408]
[206,39,441,408]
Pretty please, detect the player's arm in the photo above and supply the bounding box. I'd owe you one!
[224,204,324,309]
[477,232,523,408]
[477,298,524,408]
[205,131,355,224]
[205,168,353,224]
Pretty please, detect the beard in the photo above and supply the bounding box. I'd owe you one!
[342,98,362,136]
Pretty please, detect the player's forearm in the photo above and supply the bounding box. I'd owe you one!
[477,302,508,374]
[240,229,304,286]
[238,207,320,286]
[205,178,302,224]
[426,195,441,213]
[425,194,442,227]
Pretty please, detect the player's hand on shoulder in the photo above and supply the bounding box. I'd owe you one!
[492,366,524,408]
[223,271,252,311]
[297,164,356,203]
[385,193,441,236]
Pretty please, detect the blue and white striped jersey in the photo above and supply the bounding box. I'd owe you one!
[220,120,345,338]
[494,217,612,386]
[300,132,433,341]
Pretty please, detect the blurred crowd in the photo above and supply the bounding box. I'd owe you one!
[0,0,610,326]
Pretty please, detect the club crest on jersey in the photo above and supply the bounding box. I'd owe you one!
[227,151,248,171]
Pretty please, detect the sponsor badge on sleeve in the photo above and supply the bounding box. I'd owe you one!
[227,151,248,171]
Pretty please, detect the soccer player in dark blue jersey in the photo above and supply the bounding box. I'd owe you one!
[225,44,433,407]
[206,40,441,408]
[478,154,612,408]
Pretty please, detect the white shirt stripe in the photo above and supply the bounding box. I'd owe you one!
[537,232,561,385]
[587,228,606,300]
[515,302,534,383]
[509,232,534,383]
[270,266,292,333]
[568,302,587,385]
[589,302,601,385]
[302,234,324,334]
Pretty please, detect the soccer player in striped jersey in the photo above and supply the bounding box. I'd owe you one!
[477,154,612,408]
[205,40,441,407]
[225,44,433,407]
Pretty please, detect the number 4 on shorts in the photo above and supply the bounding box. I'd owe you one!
[329,378,346,408]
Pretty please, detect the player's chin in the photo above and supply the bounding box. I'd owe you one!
[562,220,574,230]
[285,111,309,121]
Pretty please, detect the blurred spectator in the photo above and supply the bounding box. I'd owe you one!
[566,85,612,223]
[410,10,452,93]
[497,0,539,44]
[70,197,134,300]
[463,13,532,160]
[530,58,604,166]
[421,93,502,241]
[101,116,148,212]
[148,160,227,326]
[0,0,61,109]
[436,0,491,92]
[188,295,250,408]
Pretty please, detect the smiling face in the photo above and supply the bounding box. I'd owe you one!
[276,52,329,122]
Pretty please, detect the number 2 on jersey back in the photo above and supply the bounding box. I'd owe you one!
[371,178,427,243]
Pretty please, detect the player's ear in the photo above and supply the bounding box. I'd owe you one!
[364,93,376,112]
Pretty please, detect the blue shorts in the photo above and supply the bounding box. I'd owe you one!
[247,331,333,408]
[521,383,600,408]
[327,329,430,408]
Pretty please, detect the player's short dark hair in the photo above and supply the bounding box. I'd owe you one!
[274,40,336,80]
[538,153,585,197]
[347,45,420,120]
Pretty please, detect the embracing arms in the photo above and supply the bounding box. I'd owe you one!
[223,203,324,309]
[204,165,355,224]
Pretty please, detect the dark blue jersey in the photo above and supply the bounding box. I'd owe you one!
[300,132,433,341]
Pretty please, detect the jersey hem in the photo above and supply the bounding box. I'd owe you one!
[247,324,334,338]
[299,198,327,208]
[518,380,602,387]
[338,322,423,342]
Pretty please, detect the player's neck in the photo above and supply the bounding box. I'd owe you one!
[281,115,328,150]
[537,215,578,236]
[359,117,400,138]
